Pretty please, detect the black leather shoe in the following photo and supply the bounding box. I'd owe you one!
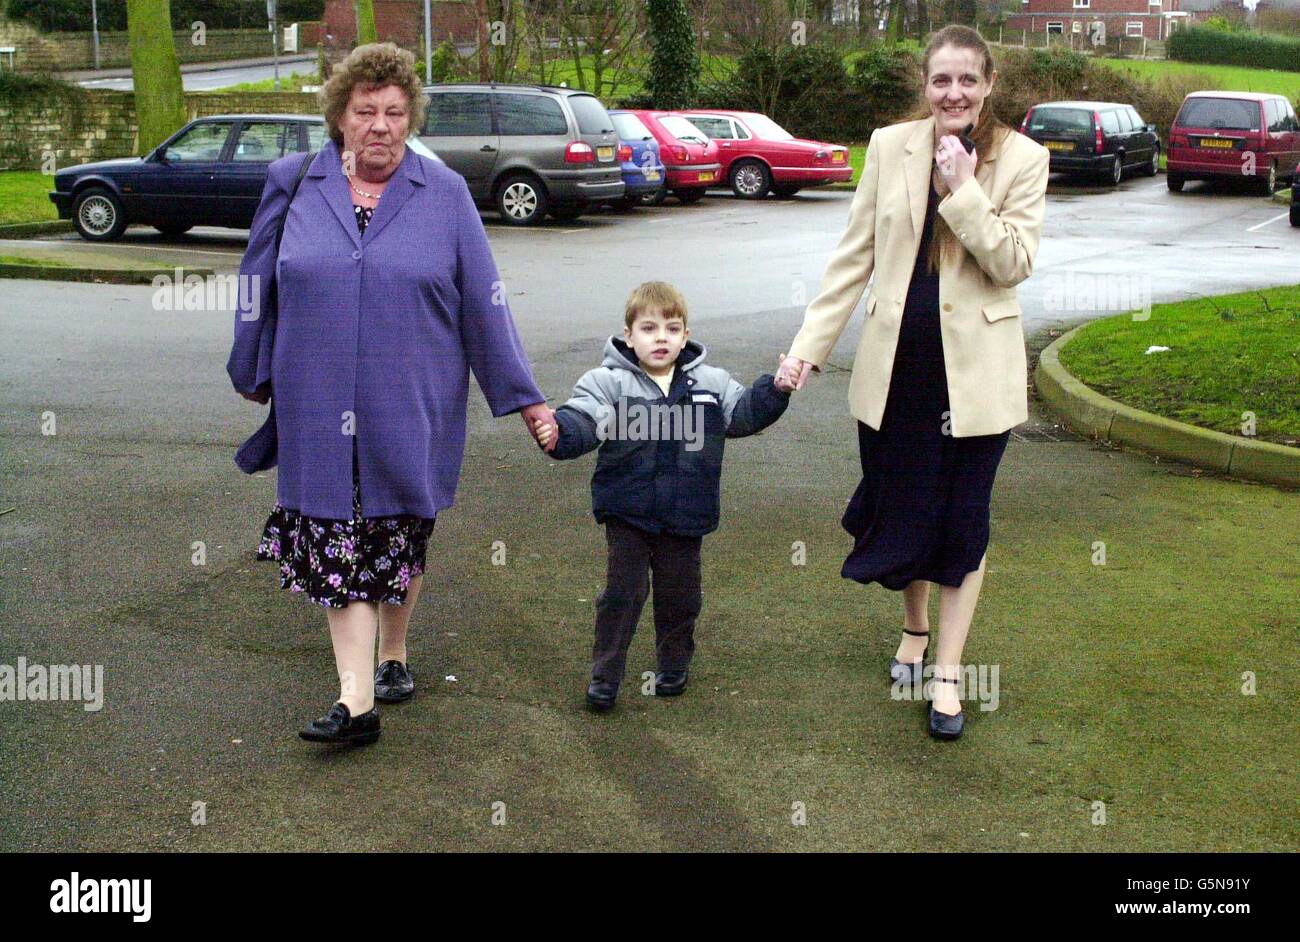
[927,676,964,740]
[374,659,415,703]
[889,628,929,685]
[586,681,618,712]
[654,670,688,697]
[299,702,381,745]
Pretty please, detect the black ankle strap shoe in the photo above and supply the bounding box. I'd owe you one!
[889,628,929,685]
[927,676,964,741]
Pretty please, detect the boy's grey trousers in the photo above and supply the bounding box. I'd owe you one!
[591,517,703,687]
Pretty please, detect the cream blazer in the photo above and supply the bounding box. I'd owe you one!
[788,114,1050,437]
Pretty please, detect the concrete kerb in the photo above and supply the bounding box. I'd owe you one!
[0,261,215,285]
[1035,325,1299,488]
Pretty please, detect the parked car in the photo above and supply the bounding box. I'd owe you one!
[677,110,851,198]
[1018,100,1160,186]
[419,83,623,225]
[607,109,667,207]
[1166,91,1300,195]
[49,114,442,242]
[50,115,325,241]
[1292,162,1299,227]
[622,110,722,204]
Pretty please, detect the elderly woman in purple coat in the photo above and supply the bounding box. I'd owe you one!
[227,44,554,746]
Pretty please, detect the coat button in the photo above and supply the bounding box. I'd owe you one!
[942,302,953,312]
[352,250,362,260]
[958,233,967,241]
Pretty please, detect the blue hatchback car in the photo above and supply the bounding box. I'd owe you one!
[608,110,666,207]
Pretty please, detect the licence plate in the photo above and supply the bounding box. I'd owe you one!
[1198,137,1235,150]
[643,169,660,181]
[1044,140,1073,152]
[698,171,715,182]
[597,145,615,160]
[832,151,845,162]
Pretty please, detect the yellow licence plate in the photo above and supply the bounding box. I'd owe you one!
[643,169,660,181]
[1198,138,1234,149]
[597,145,615,160]
[1045,140,1073,152]
[832,151,845,162]
[698,171,715,182]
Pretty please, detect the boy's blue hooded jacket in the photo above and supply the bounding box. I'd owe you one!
[549,337,789,537]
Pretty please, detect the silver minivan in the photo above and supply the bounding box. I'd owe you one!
[420,83,624,225]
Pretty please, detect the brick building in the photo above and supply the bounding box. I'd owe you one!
[321,0,477,54]
[1003,0,1240,40]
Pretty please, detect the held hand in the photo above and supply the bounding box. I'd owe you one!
[935,135,977,191]
[777,353,813,392]
[520,402,558,453]
[239,382,271,405]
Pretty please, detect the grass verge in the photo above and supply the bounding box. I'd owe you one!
[1058,285,1300,446]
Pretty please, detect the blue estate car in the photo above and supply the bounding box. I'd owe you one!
[49,114,442,241]
[608,109,666,207]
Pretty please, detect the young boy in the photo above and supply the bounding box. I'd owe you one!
[534,282,794,711]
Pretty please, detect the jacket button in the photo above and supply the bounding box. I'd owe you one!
[352,250,362,260]
[958,233,967,241]
[942,302,953,312]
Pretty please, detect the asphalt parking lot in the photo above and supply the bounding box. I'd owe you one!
[1,173,1296,851]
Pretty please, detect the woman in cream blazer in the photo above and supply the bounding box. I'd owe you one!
[778,25,1050,740]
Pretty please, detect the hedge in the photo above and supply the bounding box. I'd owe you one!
[1168,26,1300,73]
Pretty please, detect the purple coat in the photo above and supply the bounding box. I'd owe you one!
[227,139,543,519]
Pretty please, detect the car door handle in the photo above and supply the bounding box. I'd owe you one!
[480,145,496,152]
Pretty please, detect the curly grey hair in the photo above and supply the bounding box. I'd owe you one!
[321,42,426,146]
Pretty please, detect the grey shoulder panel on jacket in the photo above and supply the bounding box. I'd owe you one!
[686,363,734,397]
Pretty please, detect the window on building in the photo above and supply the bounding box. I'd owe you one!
[1126,22,1143,37]
[1046,21,1064,34]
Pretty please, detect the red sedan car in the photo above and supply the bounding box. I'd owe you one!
[678,110,852,198]
[623,110,722,204]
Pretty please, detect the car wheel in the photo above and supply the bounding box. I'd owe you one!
[638,188,668,207]
[154,222,193,237]
[1104,154,1123,186]
[1144,146,1159,177]
[1257,162,1277,196]
[729,160,771,199]
[674,189,705,205]
[771,183,802,199]
[1167,172,1185,193]
[1291,203,1300,227]
[73,188,127,242]
[495,173,549,226]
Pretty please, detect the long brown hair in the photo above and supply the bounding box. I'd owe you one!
[905,25,1011,275]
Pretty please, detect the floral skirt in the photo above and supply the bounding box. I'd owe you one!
[255,440,435,609]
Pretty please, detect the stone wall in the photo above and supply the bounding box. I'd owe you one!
[0,88,322,171]
[0,14,323,74]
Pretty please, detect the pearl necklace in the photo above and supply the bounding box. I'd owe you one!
[349,178,382,200]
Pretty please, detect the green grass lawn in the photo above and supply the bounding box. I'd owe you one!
[1095,57,1300,101]
[212,70,320,93]
[0,171,58,226]
[1059,285,1300,446]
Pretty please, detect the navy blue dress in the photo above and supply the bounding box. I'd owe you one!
[841,181,1010,590]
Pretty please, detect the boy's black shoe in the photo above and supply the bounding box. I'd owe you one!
[299,702,381,745]
[586,681,618,712]
[374,659,415,702]
[655,670,688,696]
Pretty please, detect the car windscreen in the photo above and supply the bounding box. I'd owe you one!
[567,95,613,134]
[658,115,708,144]
[1027,108,1092,134]
[611,112,653,141]
[742,114,794,140]
[1176,98,1260,132]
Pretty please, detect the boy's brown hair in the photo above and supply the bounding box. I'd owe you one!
[624,281,688,329]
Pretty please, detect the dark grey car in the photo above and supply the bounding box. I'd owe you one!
[1020,101,1161,186]
[420,83,624,225]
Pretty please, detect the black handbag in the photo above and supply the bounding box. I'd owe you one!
[234,151,315,474]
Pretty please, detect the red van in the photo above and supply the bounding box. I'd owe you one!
[1167,91,1300,195]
